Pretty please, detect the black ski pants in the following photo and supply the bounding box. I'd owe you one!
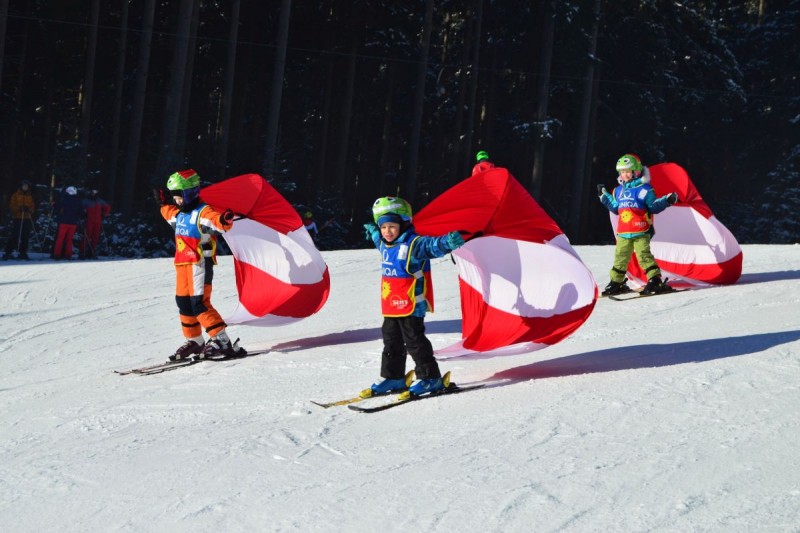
[381,315,441,380]
[4,219,32,254]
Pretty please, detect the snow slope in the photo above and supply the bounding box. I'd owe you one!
[1,245,799,532]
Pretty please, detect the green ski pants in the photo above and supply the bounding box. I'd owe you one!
[610,234,660,283]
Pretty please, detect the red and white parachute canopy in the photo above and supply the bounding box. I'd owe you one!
[200,174,330,326]
[415,167,598,357]
[609,163,742,287]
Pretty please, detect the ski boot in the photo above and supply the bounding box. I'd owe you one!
[640,276,673,295]
[601,280,632,296]
[169,338,204,361]
[195,332,246,360]
[398,371,451,400]
[359,370,415,399]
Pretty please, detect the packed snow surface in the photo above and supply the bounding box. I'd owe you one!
[1,245,799,532]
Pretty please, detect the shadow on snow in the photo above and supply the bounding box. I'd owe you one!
[484,329,800,385]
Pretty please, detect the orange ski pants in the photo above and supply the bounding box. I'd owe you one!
[174,261,226,338]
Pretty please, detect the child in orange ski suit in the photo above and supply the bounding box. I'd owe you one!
[160,169,241,361]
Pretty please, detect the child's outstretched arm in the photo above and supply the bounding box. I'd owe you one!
[363,223,380,248]
[647,191,678,214]
[198,206,235,235]
[597,184,619,214]
[412,231,465,260]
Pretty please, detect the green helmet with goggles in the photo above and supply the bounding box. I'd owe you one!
[475,150,490,162]
[372,196,413,224]
[167,169,200,191]
[615,154,642,173]
[167,169,201,205]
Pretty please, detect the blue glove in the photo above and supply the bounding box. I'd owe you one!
[445,231,465,251]
[363,223,378,241]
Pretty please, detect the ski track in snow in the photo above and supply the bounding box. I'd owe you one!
[0,245,799,532]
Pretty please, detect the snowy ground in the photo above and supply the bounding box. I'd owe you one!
[1,244,799,532]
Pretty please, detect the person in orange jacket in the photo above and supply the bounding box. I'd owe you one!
[3,180,36,260]
[160,169,245,361]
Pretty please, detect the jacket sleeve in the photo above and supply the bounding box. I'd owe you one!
[646,190,670,214]
[24,194,35,215]
[160,204,179,228]
[599,189,619,215]
[9,192,21,218]
[411,234,453,260]
[198,205,232,235]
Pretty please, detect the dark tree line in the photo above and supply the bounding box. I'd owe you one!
[1,0,798,247]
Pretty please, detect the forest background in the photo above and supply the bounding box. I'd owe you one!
[0,0,798,257]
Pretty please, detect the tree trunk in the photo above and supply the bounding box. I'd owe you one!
[0,0,9,96]
[215,0,241,180]
[156,0,194,178]
[569,0,601,243]
[462,0,483,175]
[120,0,155,217]
[448,4,473,184]
[377,57,396,197]
[530,0,555,200]
[1,0,23,189]
[405,0,434,204]
[175,0,200,164]
[315,57,334,195]
[107,0,129,204]
[79,0,100,177]
[335,34,357,202]
[263,0,291,178]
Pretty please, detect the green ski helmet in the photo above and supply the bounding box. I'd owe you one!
[475,150,490,162]
[167,169,201,204]
[372,196,413,224]
[167,169,200,191]
[615,154,642,173]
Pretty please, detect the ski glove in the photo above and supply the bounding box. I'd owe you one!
[666,192,678,205]
[222,209,235,224]
[445,231,465,251]
[158,188,170,206]
[363,223,379,242]
[596,184,608,197]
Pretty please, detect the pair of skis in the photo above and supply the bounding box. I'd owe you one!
[311,371,485,413]
[115,349,269,376]
[601,278,688,302]
[605,288,687,302]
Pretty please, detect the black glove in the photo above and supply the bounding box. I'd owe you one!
[666,192,678,205]
[222,209,235,223]
[596,184,607,197]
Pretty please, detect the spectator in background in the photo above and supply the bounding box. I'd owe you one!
[302,211,318,238]
[52,186,84,260]
[3,180,36,260]
[471,150,495,176]
[80,189,112,259]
